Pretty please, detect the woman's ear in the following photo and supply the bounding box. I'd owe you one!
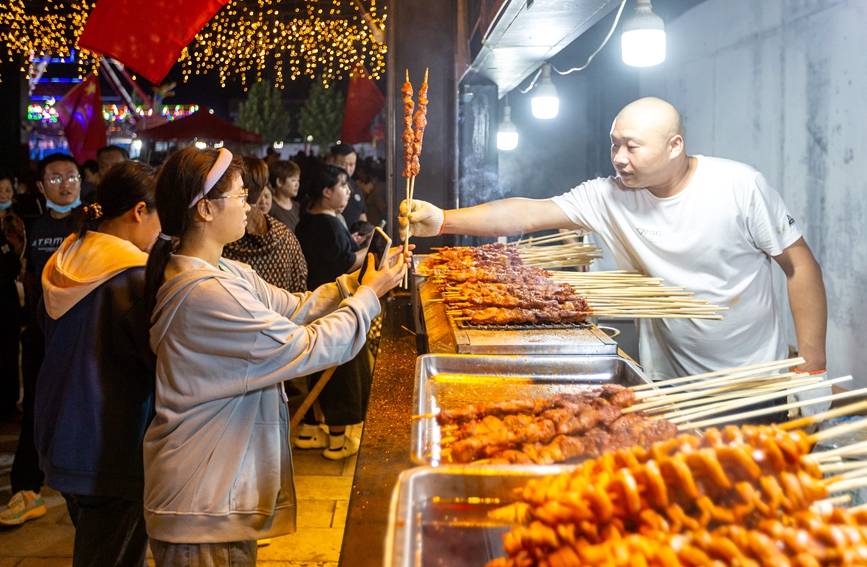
[195,198,216,222]
[130,201,148,223]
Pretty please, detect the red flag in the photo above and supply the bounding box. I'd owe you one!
[55,74,107,164]
[79,0,229,85]
[340,66,386,145]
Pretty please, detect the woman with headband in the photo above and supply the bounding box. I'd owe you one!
[141,148,408,565]
[34,161,160,566]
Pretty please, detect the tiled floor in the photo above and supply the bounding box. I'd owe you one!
[0,386,359,567]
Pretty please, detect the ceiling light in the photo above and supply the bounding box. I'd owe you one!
[497,99,519,151]
[622,0,666,67]
[531,64,559,120]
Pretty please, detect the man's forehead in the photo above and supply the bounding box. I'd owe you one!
[45,161,78,174]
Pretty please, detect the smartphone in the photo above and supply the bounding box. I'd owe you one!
[359,225,392,275]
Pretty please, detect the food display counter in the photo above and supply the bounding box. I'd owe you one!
[339,268,648,567]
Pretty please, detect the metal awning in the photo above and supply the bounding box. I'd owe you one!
[463,0,622,97]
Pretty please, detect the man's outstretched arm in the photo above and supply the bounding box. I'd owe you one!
[400,198,575,239]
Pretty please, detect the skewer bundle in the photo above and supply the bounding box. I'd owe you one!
[485,409,867,567]
[402,68,429,287]
[420,242,726,322]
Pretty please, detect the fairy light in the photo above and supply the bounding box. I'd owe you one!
[1,0,386,87]
[28,102,198,124]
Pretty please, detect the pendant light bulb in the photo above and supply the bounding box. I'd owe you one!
[497,101,519,151]
[622,0,666,67]
[531,64,559,120]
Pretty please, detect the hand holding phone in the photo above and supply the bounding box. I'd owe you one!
[359,226,392,276]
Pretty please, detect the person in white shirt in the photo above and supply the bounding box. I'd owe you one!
[401,97,827,386]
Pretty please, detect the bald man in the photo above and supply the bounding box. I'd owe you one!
[402,97,828,393]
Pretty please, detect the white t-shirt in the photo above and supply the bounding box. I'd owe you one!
[551,156,802,381]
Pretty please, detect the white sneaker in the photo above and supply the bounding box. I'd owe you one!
[0,490,46,526]
[323,435,360,460]
[294,428,329,449]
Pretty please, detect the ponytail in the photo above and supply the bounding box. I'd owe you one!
[144,148,244,314]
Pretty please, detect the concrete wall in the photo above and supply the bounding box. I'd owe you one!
[638,0,867,386]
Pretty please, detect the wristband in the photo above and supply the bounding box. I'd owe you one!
[791,367,827,375]
[437,210,447,236]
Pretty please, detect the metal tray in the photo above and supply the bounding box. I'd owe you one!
[385,465,563,567]
[410,354,652,465]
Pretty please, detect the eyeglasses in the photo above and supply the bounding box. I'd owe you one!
[46,174,82,185]
[208,188,249,204]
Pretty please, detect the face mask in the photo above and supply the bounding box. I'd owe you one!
[45,196,81,214]
[0,201,11,211]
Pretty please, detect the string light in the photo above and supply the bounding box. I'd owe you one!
[1,0,386,87]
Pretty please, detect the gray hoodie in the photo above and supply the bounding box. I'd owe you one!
[143,254,379,543]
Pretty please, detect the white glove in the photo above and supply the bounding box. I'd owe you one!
[399,199,445,241]
[787,370,831,418]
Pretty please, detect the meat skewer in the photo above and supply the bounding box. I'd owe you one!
[486,420,867,567]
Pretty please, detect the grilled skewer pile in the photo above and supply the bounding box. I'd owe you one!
[486,416,867,567]
[420,242,727,323]
[422,358,857,466]
[436,386,678,465]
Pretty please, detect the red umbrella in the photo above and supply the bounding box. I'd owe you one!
[138,106,263,143]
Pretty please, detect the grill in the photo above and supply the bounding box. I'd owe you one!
[451,318,593,332]
[412,263,618,356]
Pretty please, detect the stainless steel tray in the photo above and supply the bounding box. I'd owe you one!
[385,465,563,567]
[410,354,652,465]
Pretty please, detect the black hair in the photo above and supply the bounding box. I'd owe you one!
[97,145,130,160]
[81,160,99,176]
[306,163,348,204]
[144,148,245,312]
[38,153,78,182]
[67,161,156,239]
[329,143,356,158]
[267,160,300,188]
[241,156,269,204]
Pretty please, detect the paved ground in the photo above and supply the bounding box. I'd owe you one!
[0,384,359,567]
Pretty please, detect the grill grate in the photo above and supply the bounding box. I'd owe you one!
[452,317,592,331]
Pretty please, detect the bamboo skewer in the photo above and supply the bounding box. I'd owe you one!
[781,399,867,431]
[644,377,823,416]
[633,371,800,401]
[631,358,805,392]
[820,461,867,473]
[664,378,855,424]
[678,386,857,430]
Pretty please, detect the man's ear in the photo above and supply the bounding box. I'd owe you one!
[36,181,45,196]
[669,135,685,159]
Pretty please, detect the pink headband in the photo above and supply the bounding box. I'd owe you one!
[189,148,233,208]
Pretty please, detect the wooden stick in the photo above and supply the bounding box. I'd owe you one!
[820,461,867,473]
[829,464,867,482]
[647,377,822,416]
[511,231,586,247]
[631,358,804,391]
[411,412,438,420]
[811,412,867,443]
[781,399,867,431]
[634,371,798,401]
[665,378,854,424]
[810,440,867,463]
[826,476,867,494]
[678,386,858,430]
[290,366,338,430]
[630,373,800,410]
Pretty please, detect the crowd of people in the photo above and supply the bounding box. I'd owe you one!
[0,141,403,566]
